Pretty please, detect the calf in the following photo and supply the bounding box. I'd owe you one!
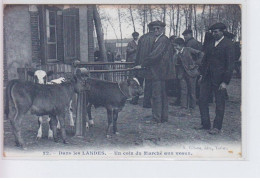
[85,77,143,137]
[27,71,75,140]
[5,75,89,149]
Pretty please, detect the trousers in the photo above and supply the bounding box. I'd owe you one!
[199,77,226,130]
[151,80,168,122]
[180,73,197,109]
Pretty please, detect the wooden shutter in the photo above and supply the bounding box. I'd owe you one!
[63,8,80,64]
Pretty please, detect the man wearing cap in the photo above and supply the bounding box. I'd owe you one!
[130,22,156,107]
[126,32,139,62]
[198,22,235,134]
[182,29,203,106]
[142,20,175,123]
[182,29,203,51]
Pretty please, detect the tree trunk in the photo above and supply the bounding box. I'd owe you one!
[149,5,153,22]
[176,4,180,35]
[143,5,146,34]
[172,5,175,35]
[201,5,206,43]
[118,9,123,56]
[129,5,136,32]
[193,5,197,39]
[209,5,212,26]
[93,5,107,62]
[188,4,192,29]
[163,5,166,23]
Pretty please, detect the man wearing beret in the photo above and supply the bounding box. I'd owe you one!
[131,22,156,107]
[198,22,235,134]
[126,32,139,62]
[142,20,175,123]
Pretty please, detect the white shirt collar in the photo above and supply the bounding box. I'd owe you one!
[215,36,224,47]
[155,33,163,42]
[134,39,138,45]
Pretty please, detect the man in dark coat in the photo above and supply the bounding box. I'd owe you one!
[142,20,175,123]
[130,23,156,107]
[126,32,139,62]
[198,22,235,134]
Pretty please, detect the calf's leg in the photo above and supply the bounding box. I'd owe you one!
[113,109,119,135]
[49,115,58,142]
[57,112,68,144]
[36,116,43,139]
[46,116,53,139]
[87,104,94,127]
[10,111,26,149]
[106,108,113,138]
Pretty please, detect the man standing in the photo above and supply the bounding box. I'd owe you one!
[173,38,204,109]
[131,23,155,107]
[142,20,175,123]
[126,32,139,62]
[198,22,235,134]
[182,29,203,104]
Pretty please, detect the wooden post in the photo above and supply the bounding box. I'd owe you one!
[74,68,89,137]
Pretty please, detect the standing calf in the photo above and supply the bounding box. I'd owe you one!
[85,77,143,137]
[5,75,89,149]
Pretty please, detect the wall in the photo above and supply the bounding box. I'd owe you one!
[4,5,32,80]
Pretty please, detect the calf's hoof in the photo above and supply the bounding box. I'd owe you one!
[53,138,58,143]
[36,136,41,140]
[106,135,111,139]
[114,132,120,135]
[63,140,69,144]
[70,126,75,133]
[89,119,94,127]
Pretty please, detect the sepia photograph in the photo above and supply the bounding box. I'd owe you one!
[2,3,242,160]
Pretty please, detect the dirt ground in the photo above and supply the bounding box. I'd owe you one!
[3,77,241,152]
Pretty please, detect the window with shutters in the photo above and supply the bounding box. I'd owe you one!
[39,6,80,64]
[46,9,57,62]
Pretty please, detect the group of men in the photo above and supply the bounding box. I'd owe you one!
[126,20,237,135]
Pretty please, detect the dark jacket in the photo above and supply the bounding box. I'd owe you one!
[135,32,156,79]
[185,37,203,51]
[177,47,204,78]
[200,37,235,86]
[142,34,176,80]
[126,40,138,62]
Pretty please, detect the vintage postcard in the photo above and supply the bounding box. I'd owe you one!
[2,2,243,160]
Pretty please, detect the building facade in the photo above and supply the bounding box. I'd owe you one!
[4,5,95,81]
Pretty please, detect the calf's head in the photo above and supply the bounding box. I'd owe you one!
[27,70,53,84]
[126,77,143,97]
[72,75,90,93]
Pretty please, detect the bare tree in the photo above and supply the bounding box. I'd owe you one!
[117,8,123,56]
[176,4,180,36]
[129,5,136,32]
[93,5,107,62]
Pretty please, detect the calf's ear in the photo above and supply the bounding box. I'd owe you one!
[47,70,54,76]
[27,70,35,77]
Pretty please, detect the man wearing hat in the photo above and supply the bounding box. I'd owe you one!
[130,22,156,107]
[198,22,235,134]
[182,29,203,106]
[142,20,175,123]
[126,32,139,62]
[182,29,203,51]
